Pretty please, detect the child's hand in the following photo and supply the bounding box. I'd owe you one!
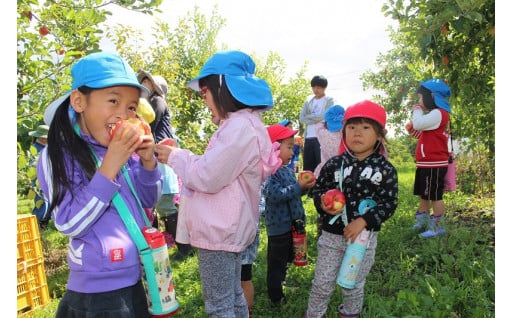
[343,218,367,243]
[297,170,316,189]
[101,122,146,179]
[412,104,424,112]
[155,140,178,165]
[136,134,157,169]
[294,136,304,147]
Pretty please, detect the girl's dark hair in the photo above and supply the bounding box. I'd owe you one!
[198,74,266,118]
[417,85,436,110]
[46,86,97,214]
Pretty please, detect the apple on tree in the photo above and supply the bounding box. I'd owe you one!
[298,170,316,183]
[110,118,151,140]
[322,189,346,211]
[39,26,49,36]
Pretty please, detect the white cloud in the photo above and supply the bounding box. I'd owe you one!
[105,0,397,107]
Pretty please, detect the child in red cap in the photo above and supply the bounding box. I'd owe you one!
[263,124,316,306]
[305,100,398,318]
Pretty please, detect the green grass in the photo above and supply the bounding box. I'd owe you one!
[20,168,495,317]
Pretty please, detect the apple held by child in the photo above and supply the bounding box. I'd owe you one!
[405,121,421,138]
[298,170,316,183]
[159,138,179,147]
[322,189,346,211]
[110,118,151,139]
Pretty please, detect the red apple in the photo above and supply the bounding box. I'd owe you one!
[405,122,413,133]
[159,138,178,147]
[39,26,49,36]
[405,122,421,138]
[110,118,151,139]
[322,189,346,211]
[298,170,315,183]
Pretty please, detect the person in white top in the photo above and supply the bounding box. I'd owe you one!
[299,75,335,172]
[313,104,345,178]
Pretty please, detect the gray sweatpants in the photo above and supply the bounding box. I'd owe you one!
[305,231,378,317]
[198,249,248,318]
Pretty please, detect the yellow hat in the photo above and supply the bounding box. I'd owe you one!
[137,98,155,124]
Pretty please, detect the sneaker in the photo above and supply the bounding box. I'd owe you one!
[419,227,446,238]
[419,215,446,238]
[271,296,287,308]
[412,212,429,230]
[171,246,195,262]
[338,304,359,317]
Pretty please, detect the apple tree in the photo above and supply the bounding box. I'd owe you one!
[17,0,162,195]
[109,6,311,154]
[360,0,495,193]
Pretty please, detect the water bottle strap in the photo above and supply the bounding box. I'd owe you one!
[339,162,349,226]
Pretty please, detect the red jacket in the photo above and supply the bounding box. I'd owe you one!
[414,108,450,168]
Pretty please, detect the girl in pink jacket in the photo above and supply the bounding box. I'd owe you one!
[155,50,280,317]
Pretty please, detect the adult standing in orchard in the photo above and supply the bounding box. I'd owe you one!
[299,75,335,172]
[138,70,193,260]
[137,71,173,143]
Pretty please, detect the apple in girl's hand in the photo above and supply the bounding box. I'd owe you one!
[322,189,346,210]
[405,121,421,138]
[298,170,316,183]
[405,122,413,133]
[110,118,151,139]
[159,138,178,147]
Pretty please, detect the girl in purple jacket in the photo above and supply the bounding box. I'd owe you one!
[37,52,162,318]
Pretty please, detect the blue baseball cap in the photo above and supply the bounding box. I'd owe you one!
[187,50,273,109]
[44,51,149,124]
[279,119,291,127]
[420,79,451,113]
[324,105,345,132]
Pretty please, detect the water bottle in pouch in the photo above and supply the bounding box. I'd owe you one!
[336,229,370,289]
[292,219,308,266]
[141,227,180,317]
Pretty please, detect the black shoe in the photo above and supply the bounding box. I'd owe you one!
[171,247,195,262]
[271,296,287,308]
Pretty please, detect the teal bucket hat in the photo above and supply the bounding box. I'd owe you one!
[44,51,150,125]
[28,125,49,138]
[420,79,451,113]
[324,105,345,132]
[187,50,273,109]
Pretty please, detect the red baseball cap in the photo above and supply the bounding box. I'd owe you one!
[343,100,387,129]
[267,124,298,143]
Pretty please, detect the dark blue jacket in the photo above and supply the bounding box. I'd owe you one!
[263,166,307,236]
